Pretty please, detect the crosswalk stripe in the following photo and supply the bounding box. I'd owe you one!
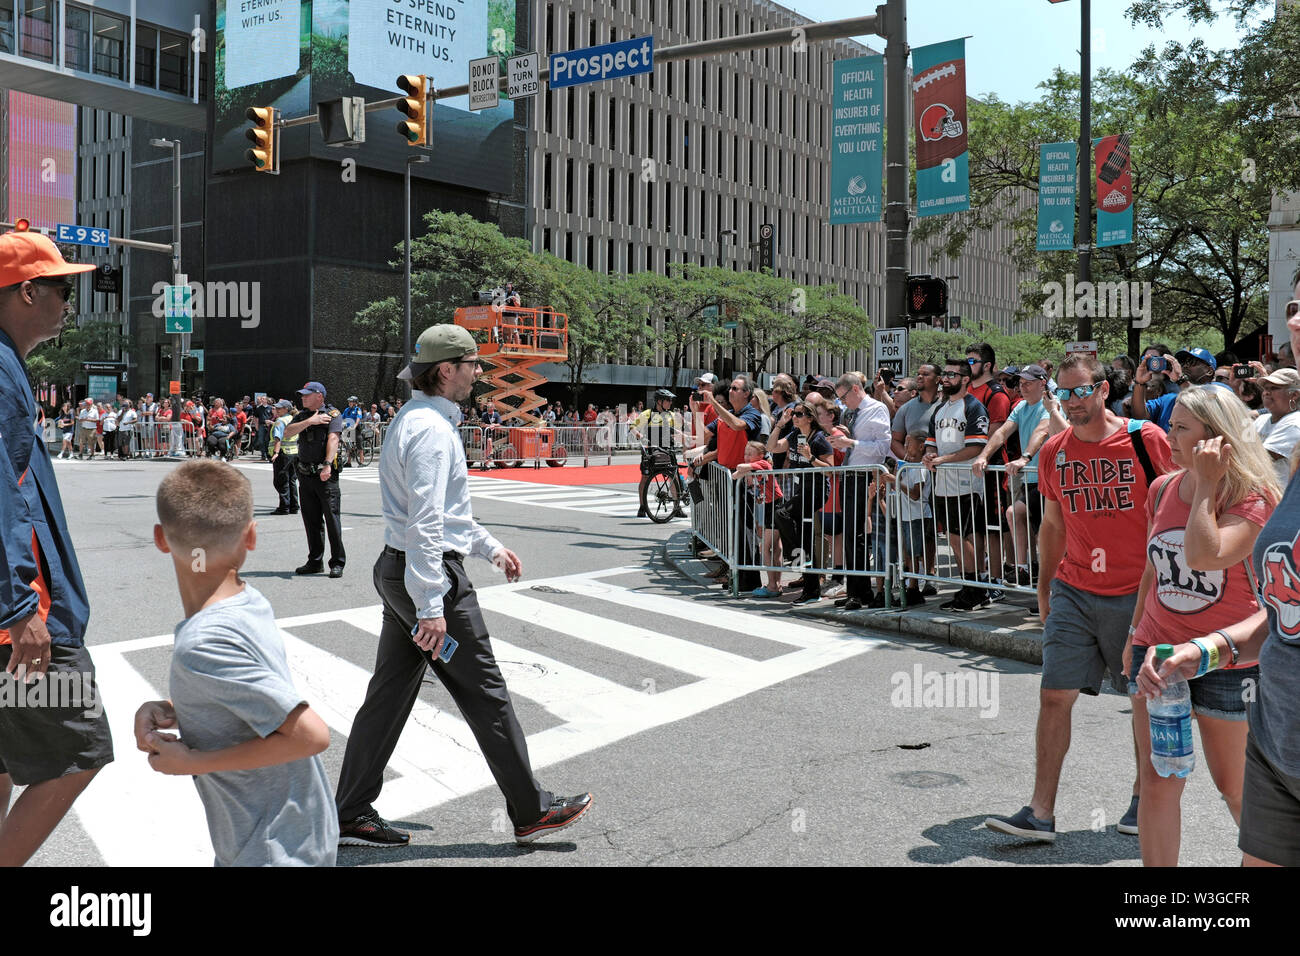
[484,590,759,679]
[527,578,843,650]
[67,563,882,859]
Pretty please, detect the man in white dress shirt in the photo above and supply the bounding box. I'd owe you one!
[334,325,592,849]
[827,372,894,610]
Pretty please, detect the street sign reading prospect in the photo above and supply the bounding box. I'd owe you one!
[548,35,653,89]
[507,52,540,100]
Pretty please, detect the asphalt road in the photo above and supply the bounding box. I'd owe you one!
[22,454,1245,869]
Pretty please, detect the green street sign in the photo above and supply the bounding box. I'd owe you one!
[164,283,192,334]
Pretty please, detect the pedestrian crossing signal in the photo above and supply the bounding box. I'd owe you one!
[244,106,279,174]
[13,218,30,232]
[396,74,430,146]
[906,275,948,318]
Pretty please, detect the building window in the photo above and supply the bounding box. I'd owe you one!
[646,181,654,229]
[664,183,672,232]
[64,4,89,71]
[628,102,636,153]
[627,172,635,225]
[135,25,157,87]
[158,31,188,95]
[647,108,654,159]
[565,158,573,214]
[607,167,615,221]
[586,163,595,217]
[93,11,125,80]
[607,96,615,148]
[665,115,673,165]
[21,0,53,62]
[543,154,552,209]
[0,0,14,55]
[587,91,595,144]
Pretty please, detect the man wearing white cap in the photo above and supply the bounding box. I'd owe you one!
[0,230,112,864]
[335,324,592,848]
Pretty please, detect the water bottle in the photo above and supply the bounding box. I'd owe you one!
[1148,644,1195,778]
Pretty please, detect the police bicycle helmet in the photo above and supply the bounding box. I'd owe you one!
[654,388,675,401]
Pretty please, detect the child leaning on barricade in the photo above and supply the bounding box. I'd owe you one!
[875,432,933,607]
[134,460,338,866]
[733,440,785,598]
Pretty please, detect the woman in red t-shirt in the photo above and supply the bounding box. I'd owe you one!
[1124,385,1281,866]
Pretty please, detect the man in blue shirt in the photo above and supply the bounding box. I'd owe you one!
[1130,346,1215,431]
[0,231,113,865]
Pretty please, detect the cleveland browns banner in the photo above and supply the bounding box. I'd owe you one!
[912,38,970,217]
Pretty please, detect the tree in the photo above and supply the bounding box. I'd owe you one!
[628,265,730,388]
[727,271,872,376]
[912,2,1300,359]
[25,320,129,393]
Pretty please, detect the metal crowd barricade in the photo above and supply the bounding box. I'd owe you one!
[458,425,492,470]
[690,461,736,582]
[894,461,1044,600]
[128,422,187,458]
[726,462,893,600]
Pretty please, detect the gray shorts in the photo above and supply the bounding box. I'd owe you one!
[1042,578,1136,696]
[1239,731,1300,867]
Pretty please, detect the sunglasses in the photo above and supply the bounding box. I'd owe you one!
[7,277,73,300]
[1055,385,1099,401]
[451,357,483,367]
[966,358,981,366]
[1287,300,1300,319]
[792,410,810,418]
[940,371,964,379]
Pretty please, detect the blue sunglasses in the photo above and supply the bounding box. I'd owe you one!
[1055,385,1098,401]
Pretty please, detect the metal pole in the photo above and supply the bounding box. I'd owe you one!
[882,0,909,330]
[1078,0,1092,343]
[404,155,429,395]
[170,140,182,405]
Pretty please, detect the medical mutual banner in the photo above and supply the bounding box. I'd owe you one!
[912,38,970,217]
[1095,133,1133,247]
[830,55,884,224]
[1036,142,1076,252]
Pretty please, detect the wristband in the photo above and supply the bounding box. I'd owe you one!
[1215,629,1239,667]
[1127,626,1137,636]
[1190,637,1219,675]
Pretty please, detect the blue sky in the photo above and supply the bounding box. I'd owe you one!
[786,0,1255,105]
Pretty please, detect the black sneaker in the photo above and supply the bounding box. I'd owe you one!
[921,583,938,597]
[984,806,1056,843]
[940,588,987,612]
[904,586,925,607]
[339,810,410,848]
[840,598,863,611]
[295,562,325,575]
[791,593,823,607]
[514,793,594,844]
[869,591,890,608]
[1117,795,1139,835]
[1013,566,1035,586]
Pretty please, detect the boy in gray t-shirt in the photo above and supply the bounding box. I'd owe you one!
[135,460,337,866]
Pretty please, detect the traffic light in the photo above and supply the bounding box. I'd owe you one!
[244,106,279,173]
[12,218,29,232]
[905,275,949,318]
[396,74,430,146]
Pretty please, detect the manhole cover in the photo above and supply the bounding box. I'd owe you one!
[530,585,570,595]
[891,771,963,789]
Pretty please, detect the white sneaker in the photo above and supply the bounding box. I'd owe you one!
[823,581,847,599]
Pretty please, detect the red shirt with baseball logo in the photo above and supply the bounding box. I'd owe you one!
[1133,472,1270,665]
[1038,420,1173,595]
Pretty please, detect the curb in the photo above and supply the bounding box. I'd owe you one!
[665,531,1046,667]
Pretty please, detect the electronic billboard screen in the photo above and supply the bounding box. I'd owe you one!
[213,0,516,192]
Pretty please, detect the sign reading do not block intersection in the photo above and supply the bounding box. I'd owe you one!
[873,328,909,377]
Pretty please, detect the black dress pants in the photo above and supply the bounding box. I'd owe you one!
[273,453,299,511]
[334,550,552,826]
[841,472,876,602]
[299,469,345,568]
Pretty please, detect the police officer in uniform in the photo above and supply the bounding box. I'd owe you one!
[269,398,299,515]
[281,382,346,577]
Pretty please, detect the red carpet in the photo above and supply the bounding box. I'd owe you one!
[477,463,643,485]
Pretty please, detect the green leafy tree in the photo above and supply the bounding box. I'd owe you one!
[628,265,730,388]
[25,320,129,392]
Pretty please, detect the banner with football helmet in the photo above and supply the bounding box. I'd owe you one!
[912,39,970,217]
[1037,142,1077,252]
[830,55,885,224]
[1095,132,1134,247]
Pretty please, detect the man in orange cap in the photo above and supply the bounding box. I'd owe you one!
[0,231,113,865]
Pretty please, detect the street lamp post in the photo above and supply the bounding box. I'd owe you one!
[404,154,430,393]
[150,137,182,406]
[715,229,737,376]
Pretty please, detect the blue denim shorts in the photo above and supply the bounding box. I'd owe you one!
[1132,644,1257,722]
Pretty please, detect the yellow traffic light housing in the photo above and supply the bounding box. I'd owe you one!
[396,74,430,146]
[244,106,280,174]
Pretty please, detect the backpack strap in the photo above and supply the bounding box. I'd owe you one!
[1126,418,1158,488]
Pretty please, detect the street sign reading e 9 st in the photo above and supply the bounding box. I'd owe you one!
[548,35,653,89]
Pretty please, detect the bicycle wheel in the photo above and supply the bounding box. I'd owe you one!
[644,472,679,524]
[355,440,369,467]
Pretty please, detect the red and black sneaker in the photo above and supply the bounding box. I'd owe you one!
[514,793,594,845]
[339,810,410,848]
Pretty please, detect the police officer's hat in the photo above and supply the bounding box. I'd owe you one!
[347,395,359,402]
[274,399,292,409]
[398,325,477,381]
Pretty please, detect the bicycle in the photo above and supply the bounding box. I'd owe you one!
[340,421,374,467]
[638,445,691,524]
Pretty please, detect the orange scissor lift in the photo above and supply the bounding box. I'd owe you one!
[453,304,570,468]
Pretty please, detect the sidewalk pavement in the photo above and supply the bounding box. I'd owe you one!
[665,531,1045,666]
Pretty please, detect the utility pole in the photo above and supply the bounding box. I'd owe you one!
[1077,0,1093,343]
[881,0,910,330]
[404,153,430,393]
[150,138,183,406]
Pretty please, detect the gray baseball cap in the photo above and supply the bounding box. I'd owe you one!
[397,325,478,381]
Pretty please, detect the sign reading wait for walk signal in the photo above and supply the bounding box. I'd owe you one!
[874,328,909,376]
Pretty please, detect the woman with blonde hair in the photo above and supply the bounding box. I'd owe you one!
[751,387,772,437]
[1124,384,1280,865]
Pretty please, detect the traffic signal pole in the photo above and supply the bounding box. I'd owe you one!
[881,0,909,330]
